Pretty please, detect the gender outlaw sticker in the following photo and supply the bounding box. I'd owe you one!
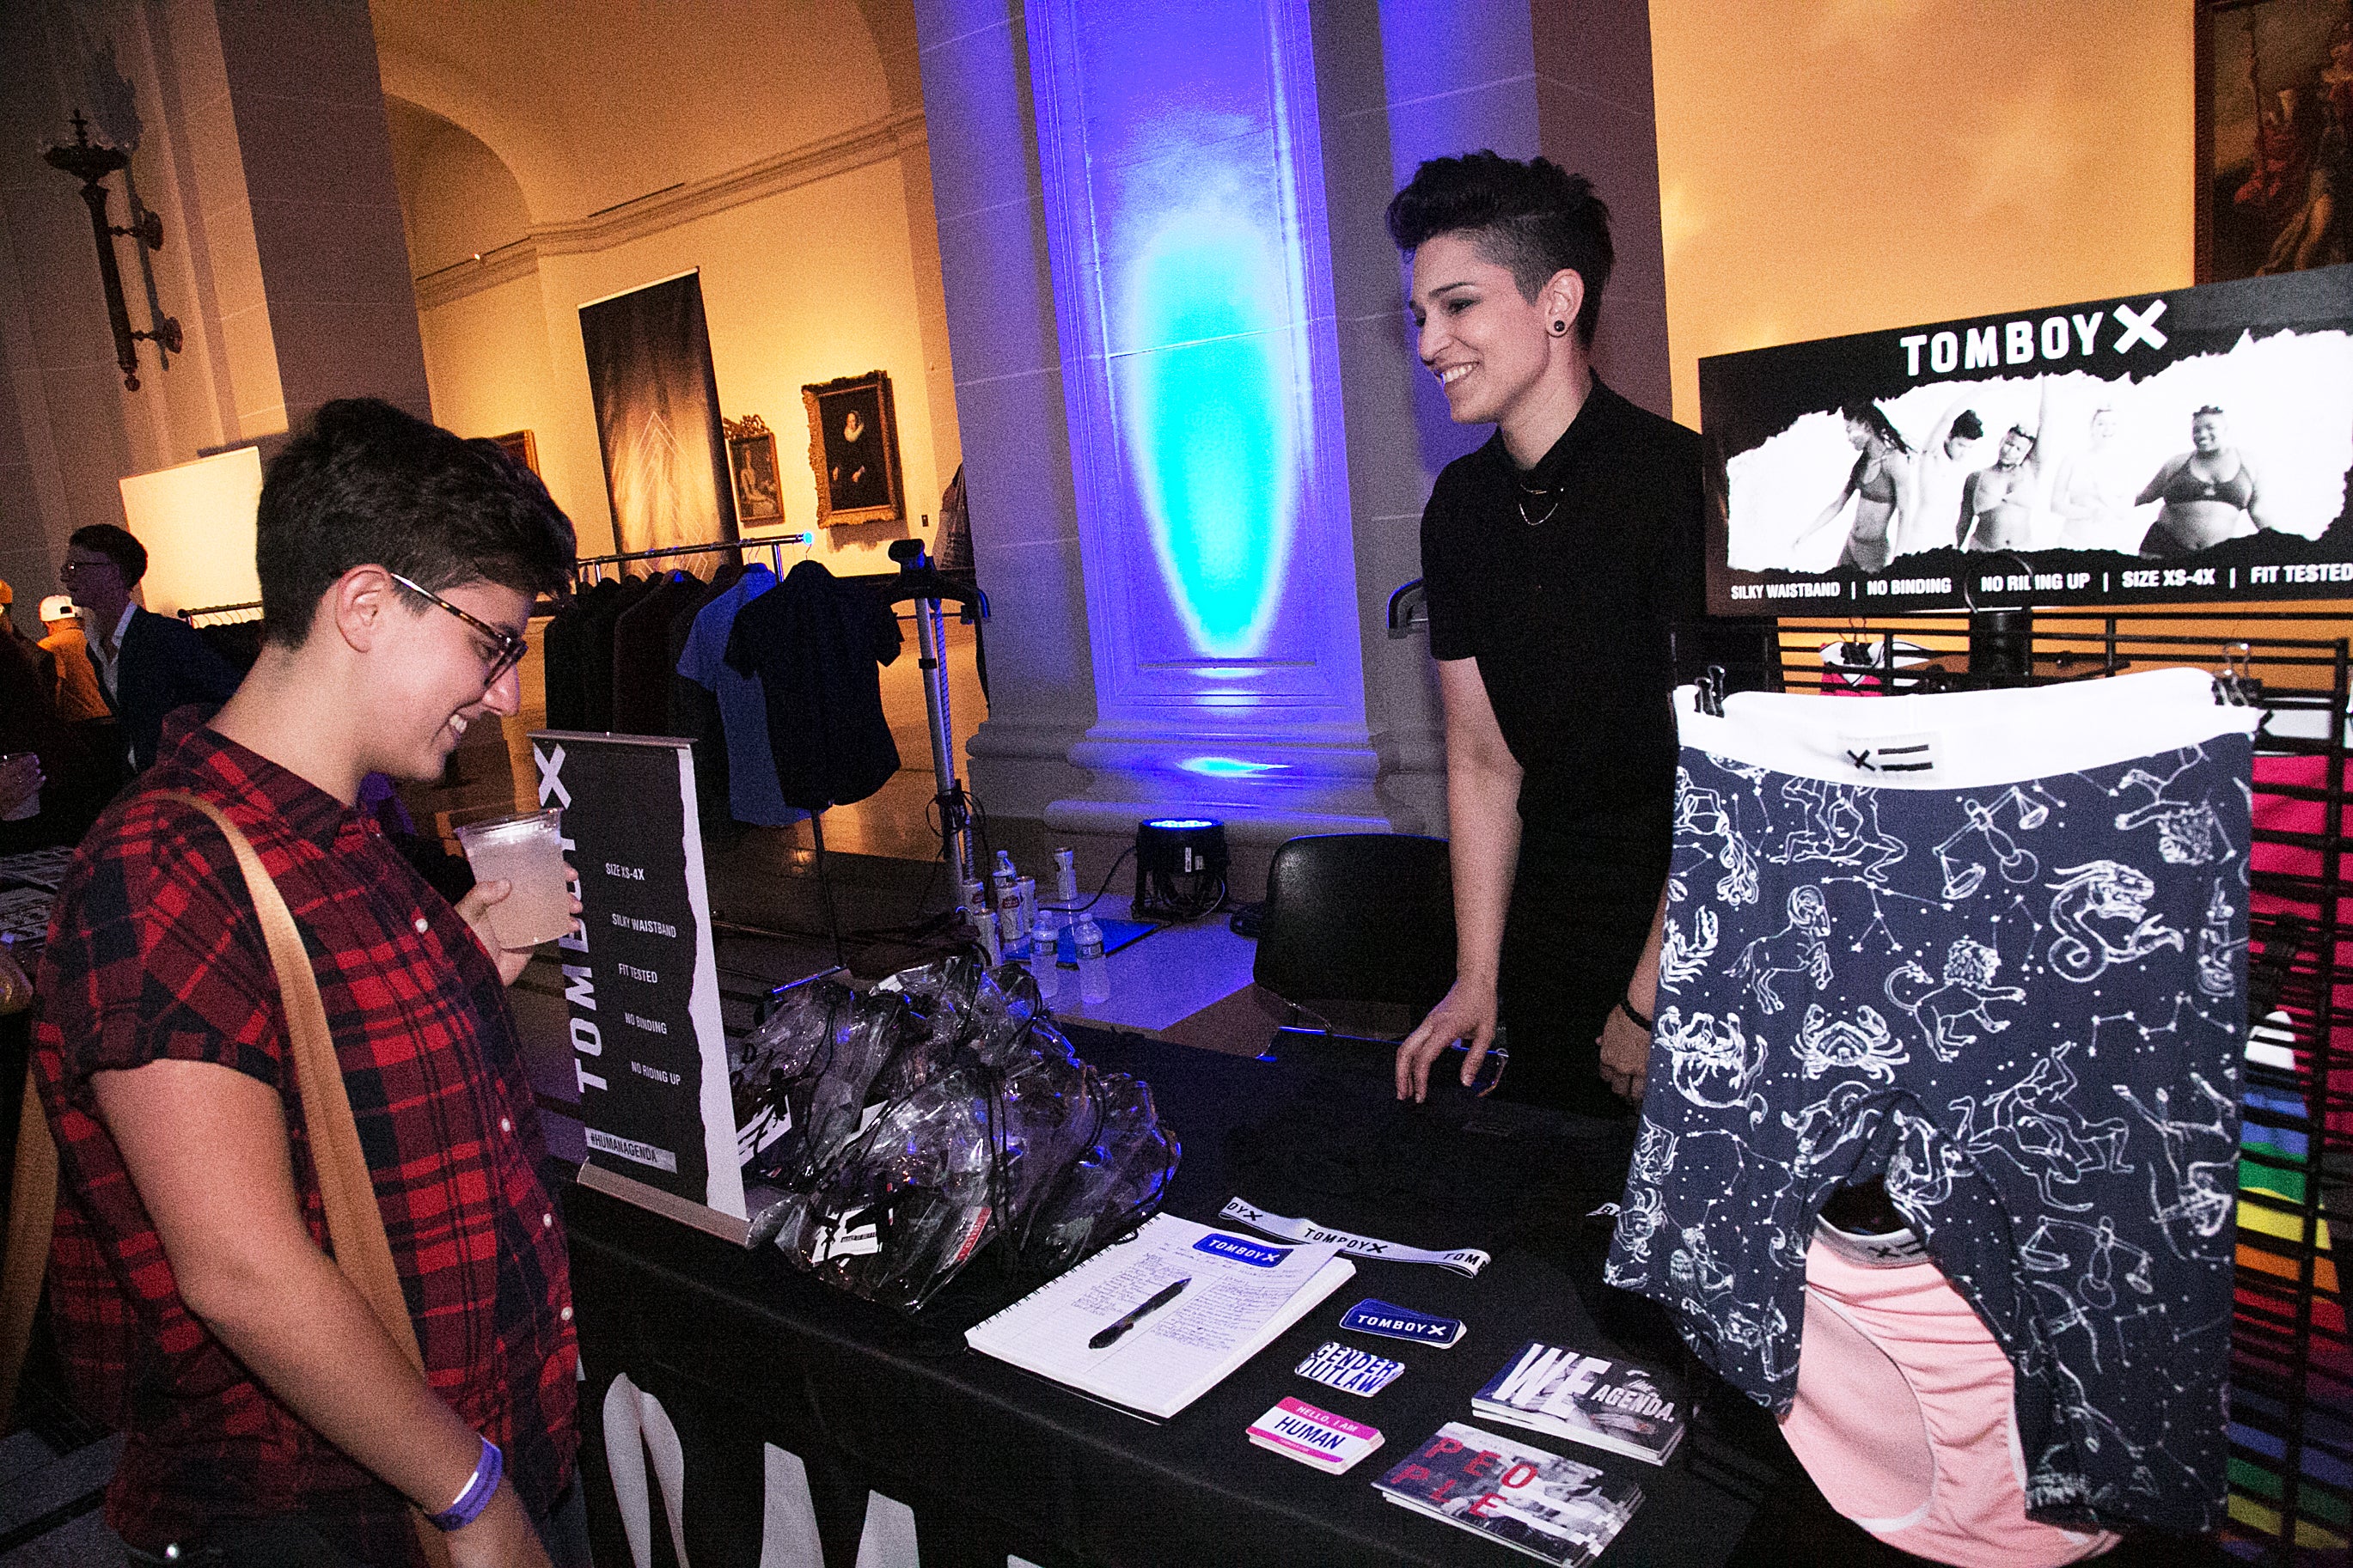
[1220,1198,1490,1276]
[1295,1340,1405,1398]
[1339,1299,1467,1348]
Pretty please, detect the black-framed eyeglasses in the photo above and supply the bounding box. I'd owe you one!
[388,572,528,683]
[59,557,119,580]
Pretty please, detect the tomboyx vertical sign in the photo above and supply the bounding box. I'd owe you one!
[534,729,743,1224]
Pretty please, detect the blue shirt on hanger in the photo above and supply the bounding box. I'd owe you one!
[675,564,802,827]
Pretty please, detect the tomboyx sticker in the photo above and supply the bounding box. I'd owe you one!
[1339,1299,1466,1348]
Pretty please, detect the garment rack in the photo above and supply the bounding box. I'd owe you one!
[174,601,262,627]
[1678,609,2350,1566]
[571,534,810,584]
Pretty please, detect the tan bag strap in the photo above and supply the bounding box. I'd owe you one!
[152,797,423,1362]
[0,1069,58,1419]
[152,795,455,1564]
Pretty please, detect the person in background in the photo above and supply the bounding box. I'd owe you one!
[0,580,72,846]
[0,751,40,823]
[2052,405,2142,553]
[59,523,241,773]
[34,399,584,1565]
[1958,381,2053,553]
[2135,405,2273,557]
[1,577,58,692]
[1792,402,1916,573]
[0,577,90,850]
[1898,400,1983,559]
[39,592,110,723]
[0,615,58,848]
[1387,150,1703,1114]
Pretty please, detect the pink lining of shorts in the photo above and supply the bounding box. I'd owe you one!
[1779,1235,2119,1566]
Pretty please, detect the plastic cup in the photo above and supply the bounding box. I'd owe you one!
[454,808,571,949]
[0,754,38,822]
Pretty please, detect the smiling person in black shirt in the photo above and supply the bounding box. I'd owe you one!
[1389,151,1701,1117]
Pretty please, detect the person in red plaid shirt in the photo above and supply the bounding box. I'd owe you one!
[34,399,584,1566]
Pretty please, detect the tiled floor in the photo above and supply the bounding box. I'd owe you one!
[0,1422,120,1566]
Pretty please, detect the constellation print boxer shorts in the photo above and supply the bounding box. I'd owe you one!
[1605,668,2258,1534]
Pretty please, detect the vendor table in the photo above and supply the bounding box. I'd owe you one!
[565,1025,1763,1568]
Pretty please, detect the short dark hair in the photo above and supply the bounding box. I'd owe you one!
[256,399,576,647]
[1951,410,1985,442]
[1385,151,1614,345]
[68,523,148,585]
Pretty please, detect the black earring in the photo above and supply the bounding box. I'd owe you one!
[1549,320,1568,336]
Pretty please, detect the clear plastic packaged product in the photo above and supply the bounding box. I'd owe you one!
[994,1026,1101,1228]
[1018,1072,1180,1274]
[772,1064,1001,1311]
[763,989,908,1189]
[746,955,1179,1306]
[731,978,856,1172]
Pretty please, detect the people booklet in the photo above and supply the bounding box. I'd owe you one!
[1374,1422,1642,1566]
[964,1212,1354,1420]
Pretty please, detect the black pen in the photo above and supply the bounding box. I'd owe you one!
[1088,1277,1190,1349]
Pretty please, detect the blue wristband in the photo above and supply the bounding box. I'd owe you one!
[428,1435,503,1532]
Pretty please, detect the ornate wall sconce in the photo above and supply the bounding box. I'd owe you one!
[43,111,181,391]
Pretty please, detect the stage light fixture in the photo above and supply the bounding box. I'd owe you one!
[1134,817,1229,922]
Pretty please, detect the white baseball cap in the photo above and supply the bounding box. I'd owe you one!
[40,595,75,622]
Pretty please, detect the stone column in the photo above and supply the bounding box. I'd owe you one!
[914,0,1673,851]
[199,0,430,436]
[1022,0,1390,850]
[916,0,1098,815]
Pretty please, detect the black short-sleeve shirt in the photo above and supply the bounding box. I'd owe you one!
[1420,380,1707,865]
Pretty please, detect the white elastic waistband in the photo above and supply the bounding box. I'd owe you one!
[1677,668,2259,790]
[1814,1217,1932,1270]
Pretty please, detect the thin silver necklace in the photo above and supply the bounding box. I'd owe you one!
[1515,473,1561,528]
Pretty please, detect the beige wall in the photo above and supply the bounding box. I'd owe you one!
[380,0,958,571]
[406,145,957,570]
[1650,0,2196,428]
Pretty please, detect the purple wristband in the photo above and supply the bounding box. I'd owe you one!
[428,1434,503,1532]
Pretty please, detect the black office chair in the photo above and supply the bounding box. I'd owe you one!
[1252,833,1456,1042]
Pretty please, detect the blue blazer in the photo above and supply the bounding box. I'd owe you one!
[101,607,243,772]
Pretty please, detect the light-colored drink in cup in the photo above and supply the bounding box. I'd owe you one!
[455,808,571,949]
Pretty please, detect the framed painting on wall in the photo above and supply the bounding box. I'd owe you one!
[2197,0,2353,283]
[491,429,540,474]
[803,370,903,528]
[724,414,785,525]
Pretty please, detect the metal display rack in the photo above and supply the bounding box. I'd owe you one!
[571,533,810,584]
[1684,609,2350,1564]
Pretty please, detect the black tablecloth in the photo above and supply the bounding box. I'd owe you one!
[566,1027,1764,1568]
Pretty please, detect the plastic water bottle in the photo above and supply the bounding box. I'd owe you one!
[1073,914,1109,1004]
[1054,846,1079,907]
[1029,906,1063,1003]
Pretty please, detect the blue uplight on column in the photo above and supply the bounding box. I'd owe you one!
[1121,203,1298,661]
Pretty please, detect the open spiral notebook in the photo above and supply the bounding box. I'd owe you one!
[964,1212,1354,1420]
